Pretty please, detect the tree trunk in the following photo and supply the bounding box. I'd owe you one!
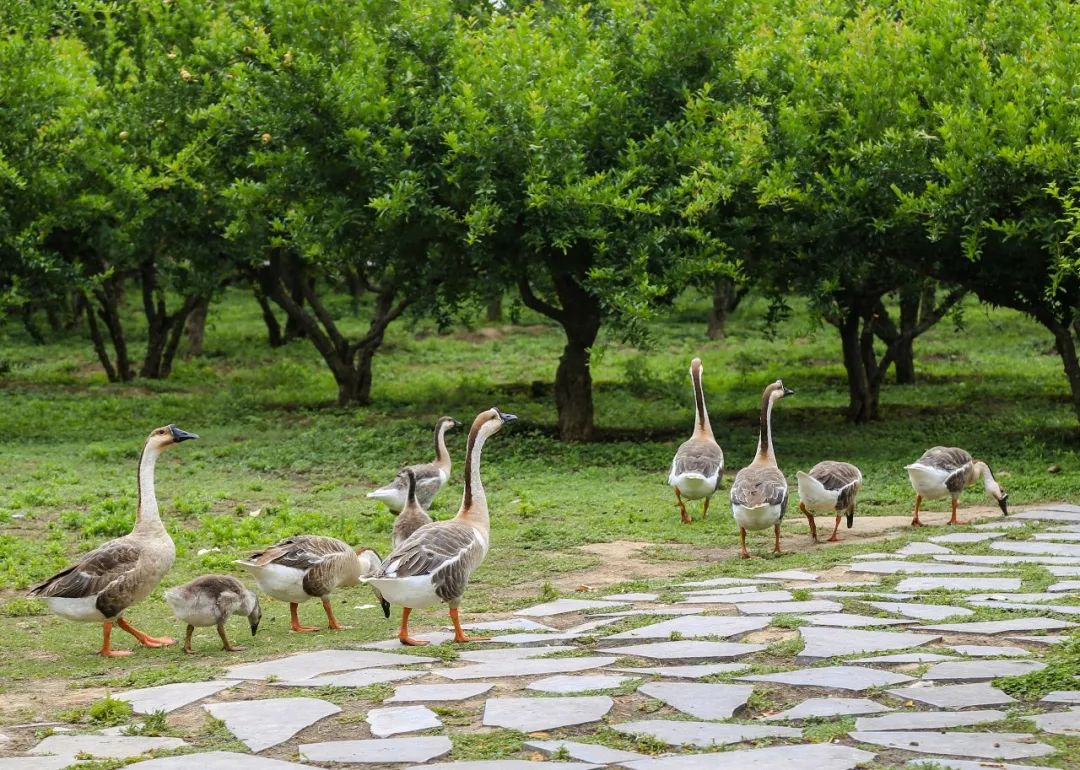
[895,287,919,384]
[486,296,503,323]
[83,292,118,383]
[253,286,284,347]
[859,307,882,421]
[283,254,308,342]
[838,310,873,423]
[184,296,210,357]
[94,278,133,381]
[707,279,745,340]
[1048,318,1080,428]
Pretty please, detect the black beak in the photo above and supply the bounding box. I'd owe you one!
[452,419,462,427]
[998,494,1009,515]
[498,411,518,423]
[250,621,260,636]
[846,513,854,528]
[381,599,391,619]
[782,387,795,397]
[169,425,199,442]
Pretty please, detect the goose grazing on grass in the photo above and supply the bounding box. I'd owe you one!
[668,358,724,524]
[730,381,794,558]
[797,461,863,543]
[906,446,1008,526]
[368,416,461,512]
[394,468,433,549]
[363,407,516,646]
[237,537,385,631]
[165,575,261,653]
[28,424,198,657]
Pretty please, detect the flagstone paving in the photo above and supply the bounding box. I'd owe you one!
[853,710,1007,731]
[849,731,1055,760]
[114,680,236,714]
[203,698,340,752]
[886,682,1017,708]
[367,705,442,737]
[299,736,452,763]
[637,682,753,719]
[612,720,802,748]
[799,627,941,658]
[481,696,613,731]
[763,697,892,721]
[525,739,647,763]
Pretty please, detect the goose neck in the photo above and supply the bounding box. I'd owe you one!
[754,393,776,465]
[434,422,451,471]
[691,366,713,439]
[456,423,491,531]
[134,444,165,535]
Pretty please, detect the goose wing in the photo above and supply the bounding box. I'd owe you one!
[809,461,862,510]
[672,438,724,479]
[29,538,142,599]
[731,466,789,510]
[916,446,972,472]
[245,535,350,571]
[374,521,485,603]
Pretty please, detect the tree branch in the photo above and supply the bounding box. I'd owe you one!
[518,273,566,324]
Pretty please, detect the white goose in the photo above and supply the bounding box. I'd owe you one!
[368,416,461,512]
[29,425,197,656]
[668,358,724,523]
[797,461,863,543]
[729,381,794,558]
[906,446,1008,526]
[363,407,515,646]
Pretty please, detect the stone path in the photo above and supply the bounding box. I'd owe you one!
[5,505,1080,769]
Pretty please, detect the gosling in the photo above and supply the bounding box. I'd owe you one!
[164,575,261,653]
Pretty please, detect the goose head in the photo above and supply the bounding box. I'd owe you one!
[146,424,199,452]
[438,416,463,430]
[977,462,1009,515]
[690,358,703,376]
[247,594,262,636]
[767,380,795,401]
[472,407,518,438]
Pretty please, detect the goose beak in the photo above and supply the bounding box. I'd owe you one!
[998,494,1009,516]
[452,418,463,427]
[782,387,795,397]
[381,598,391,618]
[169,425,198,443]
[846,513,854,528]
[250,619,260,636]
[497,411,518,423]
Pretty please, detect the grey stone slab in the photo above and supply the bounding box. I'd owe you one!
[618,745,876,770]
[886,682,1016,708]
[638,682,753,720]
[815,591,915,601]
[514,598,627,616]
[937,554,1080,566]
[124,753,319,769]
[994,540,1080,557]
[763,697,891,721]
[562,617,623,634]
[898,542,954,556]
[204,697,340,752]
[299,736,452,763]
[797,613,914,627]
[680,589,792,604]
[676,577,775,587]
[607,663,749,678]
[605,615,770,640]
[1008,634,1067,644]
[458,645,576,662]
[0,759,74,770]
[115,680,236,714]
[272,668,425,688]
[929,532,1007,543]
[27,735,187,761]
[386,683,494,703]
[966,592,1063,603]
[595,608,705,617]
[864,602,973,621]
[612,720,800,748]
[410,764,601,770]
[602,641,765,661]
[738,665,913,691]
[946,644,1031,657]
[362,632,455,649]
[854,552,905,559]
[604,593,659,602]
[847,561,1002,575]
[1048,566,1080,575]
[849,731,1053,760]
[223,650,434,680]
[367,705,441,737]
[895,577,1022,592]
[908,761,1056,770]
[854,709,1006,731]
[1014,509,1080,522]
[460,619,559,632]
[737,600,841,614]
[482,695,613,731]
[1034,532,1080,540]
[1049,580,1080,591]
[1044,690,1080,703]
[1031,706,1080,735]
[483,631,596,645]
[967,599,1080,615]
[525,739,646,764]
[922,618,1077,634]
[755,569,819,581]
[526,674,632,693]
[856,653,960,663]
[799,627,941,658]
[432,655,617,680]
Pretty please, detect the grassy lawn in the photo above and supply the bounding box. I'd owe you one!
[0,288,1077,724]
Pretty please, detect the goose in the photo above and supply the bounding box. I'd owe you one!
[905,446,1008,526]
[367,416,461,512]
[797,461,863,543]
[668,358,724,523]
[394,468,433,549]
[28,424,198,656]
[237,537,385,631]
[363,407,516,646]
[164,574,261,653]
[730,381,794,558]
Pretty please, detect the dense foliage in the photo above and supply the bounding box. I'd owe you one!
[3,0,1080,437]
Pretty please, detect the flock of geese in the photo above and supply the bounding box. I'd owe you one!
[25,361,1010,657]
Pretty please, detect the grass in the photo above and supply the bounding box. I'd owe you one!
[1,285,1079,729]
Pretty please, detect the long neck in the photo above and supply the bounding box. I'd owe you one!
[691,368,712,439]
[973,461,994,487]
[134,444,164,534]
[754,393,776,465]
[434,423,451,470]
[456,425,490,531]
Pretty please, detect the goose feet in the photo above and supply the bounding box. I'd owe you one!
[675,489,691,524]
[800,503,819,543]
[450,608,488,643]
[739,528,750,559]
[772,524,783,555]
[98,622,132,657]
[947,499,966,526]
[910,495,924,527]
[117,617,174,647]
[290,603,320,633]
[398,607,429,646]
[322,599,347,631]
[218,623,245,652]
[826,515,842,543]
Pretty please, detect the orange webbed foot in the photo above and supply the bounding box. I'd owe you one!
[399,635,430,646]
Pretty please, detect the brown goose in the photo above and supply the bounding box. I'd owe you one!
[394,469,433,549]
[165,574,261,653]
[668,358,724,523]
[237,537,385,631]
[368,416,461,512]
[906,446,1008,526]
[28,424,198,656]
[729,381,794,558]
[797,461,863,543]
[363,407,516,646]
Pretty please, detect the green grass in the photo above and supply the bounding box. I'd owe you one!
[1,286,1078,721]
